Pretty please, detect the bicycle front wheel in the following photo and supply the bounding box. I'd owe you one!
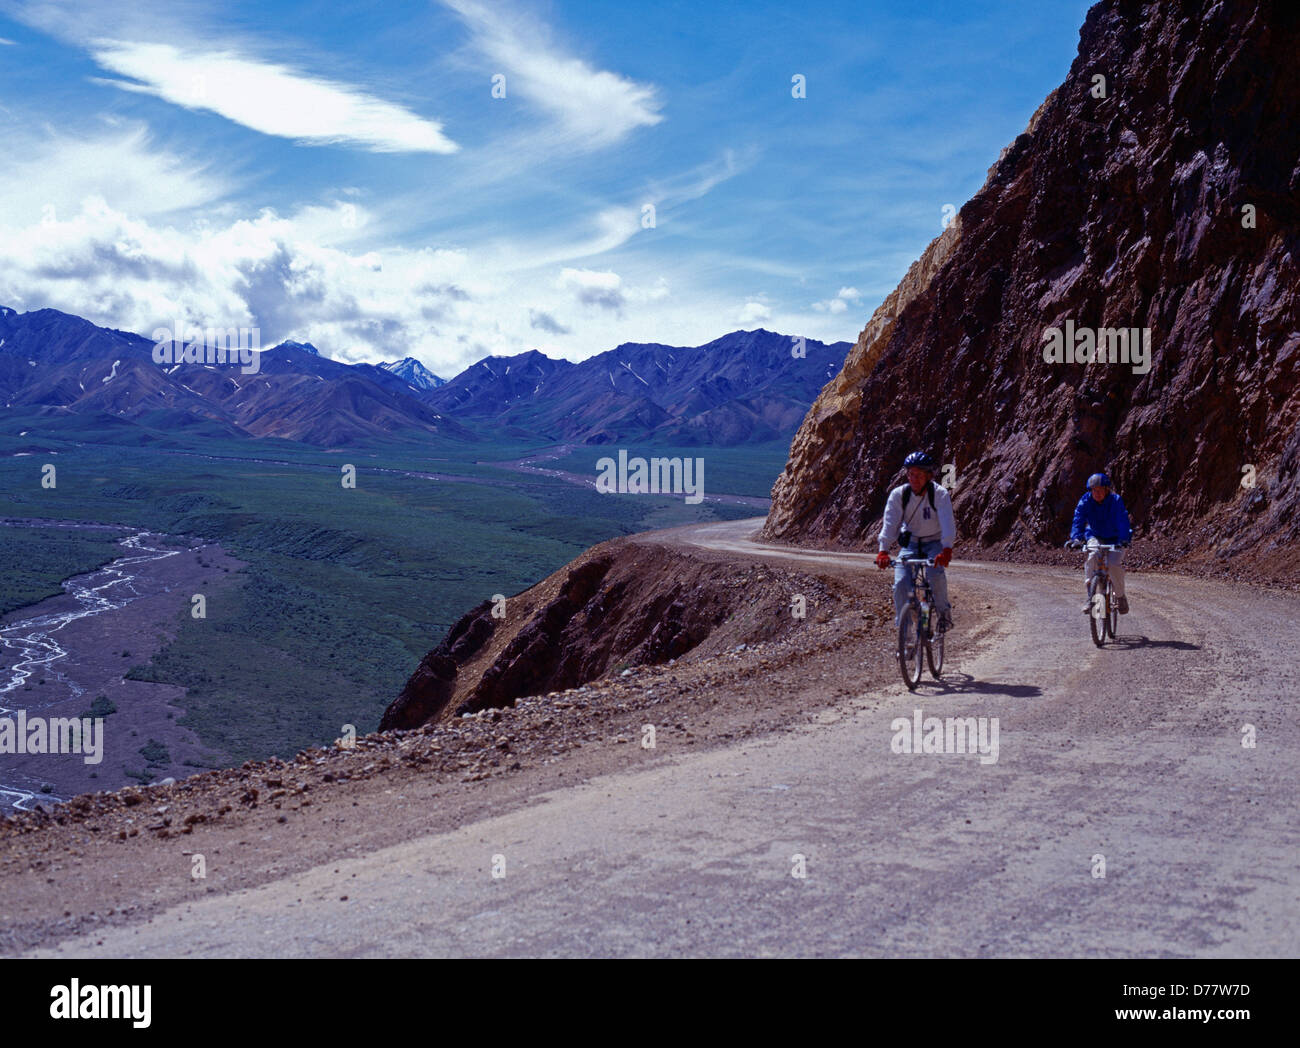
[927,625,945,678]
[1088,579,1105,647]
[1106,580,1119,639]
[898,606,924,690]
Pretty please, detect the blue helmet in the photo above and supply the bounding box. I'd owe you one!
[904,451,936,471]
[1087,472,1111,489]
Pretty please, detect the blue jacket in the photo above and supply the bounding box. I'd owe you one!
[1070,491,1132,543]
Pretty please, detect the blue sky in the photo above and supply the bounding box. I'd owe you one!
[0,0,1091,376]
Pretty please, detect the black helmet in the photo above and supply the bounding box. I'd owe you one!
[903,451,936,471]
[1087,472,1111,489]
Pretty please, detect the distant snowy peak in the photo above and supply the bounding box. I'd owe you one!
[379,356,445,390]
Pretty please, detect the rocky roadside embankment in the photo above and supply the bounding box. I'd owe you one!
[380,534,851,730]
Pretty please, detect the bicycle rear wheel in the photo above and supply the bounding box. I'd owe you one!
[926,626,945,678]
[1088,578,1105,647]
[898,606,923,690]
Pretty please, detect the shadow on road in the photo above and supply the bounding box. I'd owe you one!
[1103,636,1201,651]
[919,672,1042,698]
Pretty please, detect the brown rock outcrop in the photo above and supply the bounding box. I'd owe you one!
[379,600,497,730]
[380,536,837,729]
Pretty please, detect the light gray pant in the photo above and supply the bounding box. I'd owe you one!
[893,538,950,627]
[1084,540,1126,597]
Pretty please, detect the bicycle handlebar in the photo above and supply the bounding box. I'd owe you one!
[890,555,937,568]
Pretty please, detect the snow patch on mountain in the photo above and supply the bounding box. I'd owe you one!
[377,356,445,391]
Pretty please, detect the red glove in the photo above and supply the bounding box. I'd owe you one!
[935,548,953,568]
[875,551,891,570]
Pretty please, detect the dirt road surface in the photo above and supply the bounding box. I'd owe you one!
[12,519,1298,957]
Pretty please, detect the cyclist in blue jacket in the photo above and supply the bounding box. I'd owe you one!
[1065,472,1132,614]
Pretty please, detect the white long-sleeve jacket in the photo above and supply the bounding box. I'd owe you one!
[878,482,956,551]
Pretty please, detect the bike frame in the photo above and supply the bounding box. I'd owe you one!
[890,551,944,686]
[1083,542,1121,644]
[896,553,937,634]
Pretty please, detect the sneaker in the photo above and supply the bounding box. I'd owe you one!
[938,611,953,632]
[1117,595,1129,614]
[1081,600,1093,614]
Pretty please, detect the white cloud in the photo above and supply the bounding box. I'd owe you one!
[0,110,768,372]
[0,37,17,45]
[0,0,879,372]
[441,0,662,149]
[89,41,457,153]
[480,149,747,275]
[640,148,754,211]
[559,267,624,311]
[487,206,643,275]
[0,196,477,360]
[0,193,702,376]
[529,309,569,335]
[626,277,670,304]
[812,286,861,313]
[0,124,231,225]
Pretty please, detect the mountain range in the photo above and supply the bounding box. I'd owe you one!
[0,307,464,445]
[426,329,850,445]
[0,306,850,448]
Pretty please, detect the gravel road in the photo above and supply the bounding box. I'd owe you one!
[19,519,1299,957]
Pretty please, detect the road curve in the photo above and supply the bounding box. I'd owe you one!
[23,519,1300,957]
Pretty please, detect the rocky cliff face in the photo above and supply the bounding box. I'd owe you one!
[764,0,1300,580]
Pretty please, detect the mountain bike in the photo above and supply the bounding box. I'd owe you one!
[1080,542,1122,646]
[890,552,945,689]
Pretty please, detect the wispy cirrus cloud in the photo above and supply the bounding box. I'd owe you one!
[642,148,752,208]
[88,41,458,153]
[441,0,663,149]
[474,148,749,277]
[0,123,232,225]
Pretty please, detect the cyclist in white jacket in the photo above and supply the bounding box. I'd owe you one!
[875,451,957,631]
